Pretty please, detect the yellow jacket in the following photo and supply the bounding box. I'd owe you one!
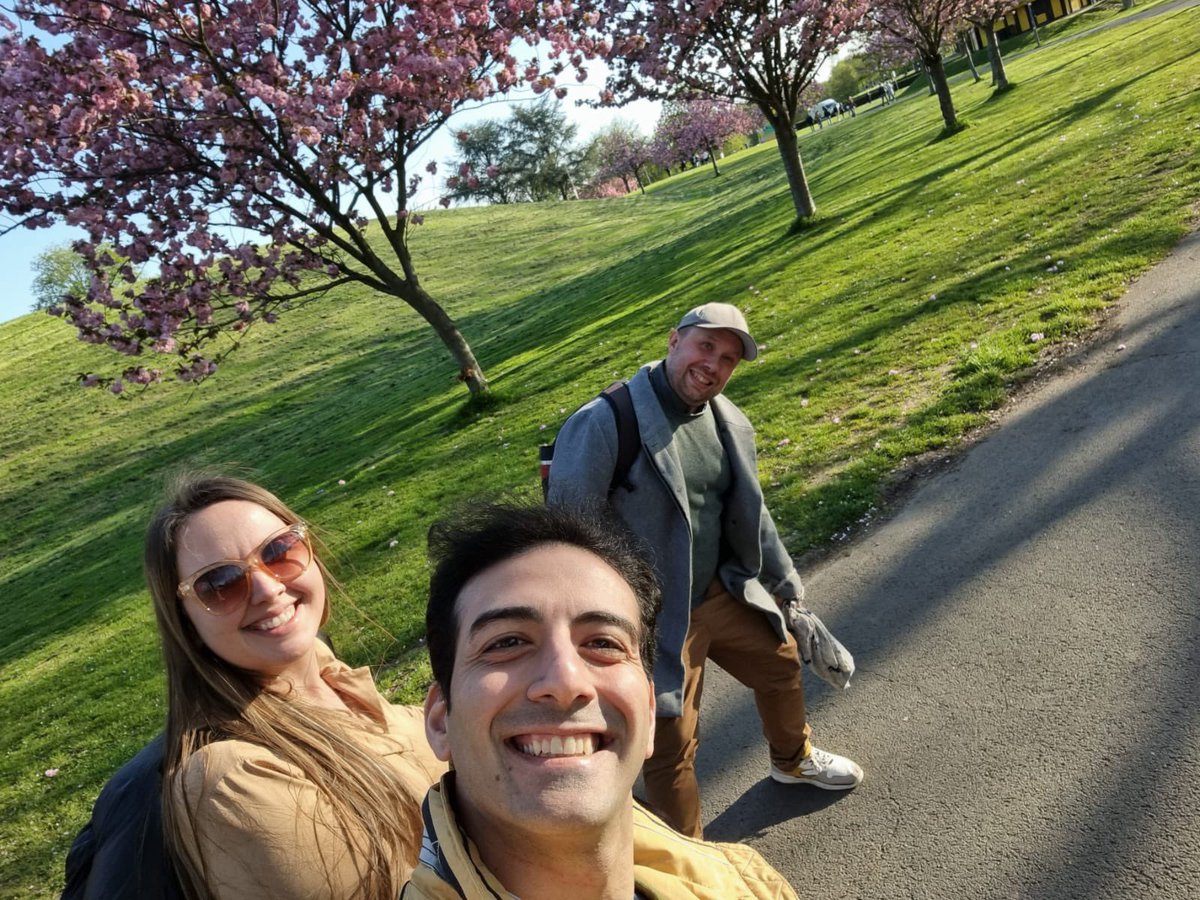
[402,776,798,899]
[174,643,447,899]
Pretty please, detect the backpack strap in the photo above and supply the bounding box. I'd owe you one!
[599,381,639,496]
[540,381,641,501]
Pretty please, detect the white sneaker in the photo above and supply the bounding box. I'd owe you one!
[770,747,863,790]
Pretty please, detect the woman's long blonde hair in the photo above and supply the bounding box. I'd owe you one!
[146,474,422,900]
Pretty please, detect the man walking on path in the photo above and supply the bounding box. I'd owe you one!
[547,303,862,838]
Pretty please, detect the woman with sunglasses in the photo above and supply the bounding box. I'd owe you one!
[143,474,445,899]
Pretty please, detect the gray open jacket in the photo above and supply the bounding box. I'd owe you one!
[547,362,805,718]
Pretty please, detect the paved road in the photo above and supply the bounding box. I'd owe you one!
[694,229,1200,899]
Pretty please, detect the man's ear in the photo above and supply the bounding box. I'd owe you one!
[424,682,453,763]
[667,329,680,354]
[645,679,657,762]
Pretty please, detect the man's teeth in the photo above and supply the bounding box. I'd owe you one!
[251,605,296,631]
[519,735,598,757]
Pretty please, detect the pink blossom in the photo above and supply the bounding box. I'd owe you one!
[0,0,602,394]
[44,768,59,777]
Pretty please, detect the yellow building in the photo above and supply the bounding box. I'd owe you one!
[991,0,1098,40]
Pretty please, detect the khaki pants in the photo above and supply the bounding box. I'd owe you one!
[642,584,812,838]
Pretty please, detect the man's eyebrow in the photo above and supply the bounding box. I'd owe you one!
[466,606,639,639]
[575,610,639,638]
[467,605,543,637]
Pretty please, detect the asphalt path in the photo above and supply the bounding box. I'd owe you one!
[691,228,1200,899]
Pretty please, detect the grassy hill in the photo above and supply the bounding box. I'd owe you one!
[2,8,1197,894]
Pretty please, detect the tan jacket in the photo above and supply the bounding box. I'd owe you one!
[402,776,798,899]
[174,644,447,899]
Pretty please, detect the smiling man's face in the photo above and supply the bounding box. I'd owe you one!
[424,542,656,841]
[664,325,744,410]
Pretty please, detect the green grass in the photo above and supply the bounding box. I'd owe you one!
[2,10,1198,894]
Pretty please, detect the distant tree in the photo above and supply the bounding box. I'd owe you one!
[867,0,976,132]
[958,32,982,83]
[507,96,592,202]
[826,56,868,104]
[30,243,90,311]
[447,97,592,204]
[652,98,758,177]
[602,0,869,221]
[0,1,603,396]
[444,122,522,205]
[591,120,654,194]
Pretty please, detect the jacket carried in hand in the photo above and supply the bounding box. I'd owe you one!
[402,775,798,899]
[547,362,804,717]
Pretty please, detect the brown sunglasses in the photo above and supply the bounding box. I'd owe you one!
[177,523,312,615]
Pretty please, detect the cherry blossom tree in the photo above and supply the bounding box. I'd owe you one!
[965,0,1020,90]
[0,1,605,397]
[591,120,653,194]
[866,0,975,133]
[601,0,868,221]
[652,98,758,177]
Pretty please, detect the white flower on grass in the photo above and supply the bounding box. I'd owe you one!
[1030,333,1044,343]
[388,539,399,549]
[777,438,791,447]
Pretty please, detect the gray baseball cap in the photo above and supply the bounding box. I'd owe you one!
[676,303,758,361]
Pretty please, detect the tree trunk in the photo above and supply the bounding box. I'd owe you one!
[401,279,490,396]
[708,145,721,176]
[924,52,959,131]
[984,21,1009,89]
[770,115,816,218]
[634,164,646,194]
[621,174,631,192]
[962,37,981,82]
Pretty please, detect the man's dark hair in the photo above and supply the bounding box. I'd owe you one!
[426,502,662,701]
